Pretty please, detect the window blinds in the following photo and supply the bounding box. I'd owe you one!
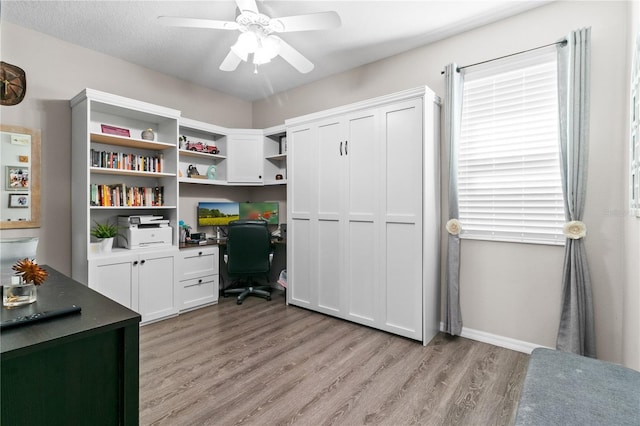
[458,51,565,245]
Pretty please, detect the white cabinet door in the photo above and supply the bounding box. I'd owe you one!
[227,133,263,184]
[287,124,316,308]
[316,119,343,315]
[89,249,178,324]
[88,254,137,309]
[138,250,177,323]
[343,110,379,325]
[379,98,424,340]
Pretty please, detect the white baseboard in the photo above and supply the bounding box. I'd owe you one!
[439,322,552,354]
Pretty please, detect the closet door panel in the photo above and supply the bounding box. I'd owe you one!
[317,220,341,313]
[347,221,376,322]
[317,121,342,217]
[385,222,422,339]
[290,218,312,306]
[346,113,377,218]
[289,126,315,217]
[384,100,423,220]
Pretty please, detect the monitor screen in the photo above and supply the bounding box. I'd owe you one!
[239,202,279,225]
[197,202,239,226]
[197,201,279,226]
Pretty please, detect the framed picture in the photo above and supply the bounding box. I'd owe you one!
[8,193,29,208]
[6,166,29,190]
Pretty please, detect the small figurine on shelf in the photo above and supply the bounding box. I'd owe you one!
[141,128,155,141]
[187,164,200,178]
[179,220,191,243]
[179,135,187,150]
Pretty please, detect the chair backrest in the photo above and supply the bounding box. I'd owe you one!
[226,220,271,275]
[0,237,39,283]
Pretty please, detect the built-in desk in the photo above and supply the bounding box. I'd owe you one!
[179,238,287,294]
[1,266,140,425]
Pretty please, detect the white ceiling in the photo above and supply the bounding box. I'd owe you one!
[2,0,551,101]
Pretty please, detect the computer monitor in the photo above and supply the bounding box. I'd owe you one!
[197,201,279,227]
[239,202,279,225]
[197,202,239,226]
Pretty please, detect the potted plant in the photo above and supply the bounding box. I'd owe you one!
[91,219,127,252]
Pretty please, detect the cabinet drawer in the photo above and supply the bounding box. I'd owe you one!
[179,246,218,280]
[180,274,218,311]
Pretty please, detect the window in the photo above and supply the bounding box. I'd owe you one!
[458,49,565,245]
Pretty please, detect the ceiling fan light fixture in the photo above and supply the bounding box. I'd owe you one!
[253,36,280,65]
[230,31,259,60]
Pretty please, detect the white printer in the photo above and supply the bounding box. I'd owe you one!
[118,215,172,249]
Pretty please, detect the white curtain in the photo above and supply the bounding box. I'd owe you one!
[555,27,596,358]
[443,63,464,335]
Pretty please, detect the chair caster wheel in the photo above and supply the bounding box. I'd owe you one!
[237,300,242,305]
[267,296,271,301]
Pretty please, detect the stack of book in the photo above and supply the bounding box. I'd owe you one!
[89,184,164,207]
[90,149,164,173]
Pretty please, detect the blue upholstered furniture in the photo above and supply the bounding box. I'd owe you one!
[515,348,640,425]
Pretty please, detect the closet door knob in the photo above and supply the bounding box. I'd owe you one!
[140,259,146,265]
[133,261,138,266]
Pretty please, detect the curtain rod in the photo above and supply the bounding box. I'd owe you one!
[440,39,567,75]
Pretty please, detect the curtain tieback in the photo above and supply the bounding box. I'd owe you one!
[446,218,462,235]
[563,221,587,239]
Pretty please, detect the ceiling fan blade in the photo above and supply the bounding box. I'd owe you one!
[235,0,259,15]
[157,16,239,30]
[220,50,243,72]
[269,11,341,33]
[274,37,314,74]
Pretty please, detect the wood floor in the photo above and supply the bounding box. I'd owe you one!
[139,291,529,426]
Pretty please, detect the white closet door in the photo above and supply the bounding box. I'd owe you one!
[288,125,316,307]
[316,120,343,313]
[344,111,379,323]
[381,98,424,339]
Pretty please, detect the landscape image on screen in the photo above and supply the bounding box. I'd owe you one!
[239,202,279,225]
[198,202,240,226]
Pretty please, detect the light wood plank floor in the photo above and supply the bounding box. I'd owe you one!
[140,291,529,426]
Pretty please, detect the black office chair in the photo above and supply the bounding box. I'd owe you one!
[223,220,273,305]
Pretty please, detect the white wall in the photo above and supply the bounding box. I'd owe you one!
[0,22,253,276]
[254,1,631,364]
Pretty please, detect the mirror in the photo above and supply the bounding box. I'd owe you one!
[0,125,40,229]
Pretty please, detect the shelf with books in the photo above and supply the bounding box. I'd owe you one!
[71,88,180,300]
[90,132,175,150]
[90,167,175,178]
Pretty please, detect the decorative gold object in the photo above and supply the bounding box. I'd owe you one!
[12,258,48,285]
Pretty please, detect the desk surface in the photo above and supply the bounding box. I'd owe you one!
[179,238,286,249]
[1,265,141,357]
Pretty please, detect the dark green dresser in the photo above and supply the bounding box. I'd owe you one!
[1,266,141,425]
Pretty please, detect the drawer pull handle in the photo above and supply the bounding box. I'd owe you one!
[198,279,203,283]
[198,251,202,256]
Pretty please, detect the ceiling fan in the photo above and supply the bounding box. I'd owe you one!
[158,0,341,74]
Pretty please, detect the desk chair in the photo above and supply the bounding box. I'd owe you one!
[223,220,273,305]
[0,237,39,283]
